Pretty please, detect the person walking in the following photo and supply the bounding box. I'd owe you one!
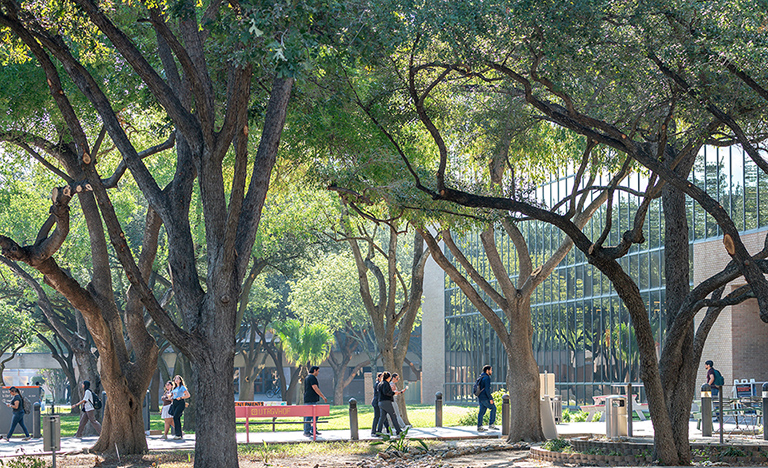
[704,360,724,397]
[376,372,404,436]
[160,380,175,439]
[71,381,102,438]
[476,365,497,432]
[2,387,30,441]
[303,366,328,437]
[390,373,409,428]
[170,375,190,440]
[370,372,389,436]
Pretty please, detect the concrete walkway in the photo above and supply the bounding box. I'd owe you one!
[1,420,765,458]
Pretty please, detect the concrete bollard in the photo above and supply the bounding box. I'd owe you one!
[349,398,359,440]
[502,394,510,436]
[701,384,712,437]
[33,402,41,438]
[435,392,443,427]
[762,382,768,441]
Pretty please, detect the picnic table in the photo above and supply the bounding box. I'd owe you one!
[692,397,763,432]
[580,394,649,422]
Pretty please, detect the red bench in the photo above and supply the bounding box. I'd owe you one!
[235,404,330,442]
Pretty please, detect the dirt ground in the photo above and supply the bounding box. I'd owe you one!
[20,446,540,468]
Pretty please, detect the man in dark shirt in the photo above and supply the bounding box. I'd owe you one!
[303,366,328,437]
[704,360,720,397]
[477,365,497,432]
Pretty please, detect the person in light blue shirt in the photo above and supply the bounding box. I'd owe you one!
[170,375,191,439]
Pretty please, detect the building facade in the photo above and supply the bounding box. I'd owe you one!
[421,146,768,405]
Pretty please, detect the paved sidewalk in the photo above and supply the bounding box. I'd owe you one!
[1,420,764,459]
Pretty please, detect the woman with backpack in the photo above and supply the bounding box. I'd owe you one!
[170,375,191,440]
[71,380,102,437]
[2,387,30,441]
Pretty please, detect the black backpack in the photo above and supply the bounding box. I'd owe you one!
[473,375,484,397]
[91,391,103,410]
[20,393,30,414]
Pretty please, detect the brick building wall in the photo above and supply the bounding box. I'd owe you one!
[694,229,768,390]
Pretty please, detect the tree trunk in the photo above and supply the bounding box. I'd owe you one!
[91,382,147,453]
[240,373,255,401]
[331,366,348,406]
[149,369,160,412]
[597,260,679,465]
[286,367,302,405]
[506,298,544,442]
[191,351,237,467]
[659,183,694,464]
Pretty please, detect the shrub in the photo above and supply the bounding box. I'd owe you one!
[0,456,48,468]
[457,389,506,426]
[542,438,571,452]
[568,410,591,422]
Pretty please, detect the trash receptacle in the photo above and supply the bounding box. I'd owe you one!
[43,414,61,452]
[550,396,562,424]
[605,396,628,438]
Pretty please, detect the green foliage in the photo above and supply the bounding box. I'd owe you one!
[542,438,571,452]
[370,426,428,453]
[0,455,47,468]
[571,410,592,423]
[272,319,334,367]
[289,251,369,332]
[0,301,35,355]
[457,388,506,426]
[721,447,747,458]
[255,440,272,465]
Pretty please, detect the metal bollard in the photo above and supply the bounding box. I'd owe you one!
[762,382,768,441]
[718,386,724,444]
[701,384,712,437]
[626,383,633,437]
[502,394,510,436]
[435,392,443,427]
[101,391,107,421]
[349,398,359,440]
[33,402,41,438]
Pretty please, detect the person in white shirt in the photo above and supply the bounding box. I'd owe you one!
[71,380,101,437]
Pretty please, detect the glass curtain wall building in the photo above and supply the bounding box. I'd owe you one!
[443,146,768,404]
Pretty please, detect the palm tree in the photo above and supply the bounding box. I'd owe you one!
[272,319,334,404]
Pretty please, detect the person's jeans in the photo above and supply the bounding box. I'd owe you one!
[172,399,185,437]
[392,400,407,428]
[377,401,401,434]
[478,399,496,427]
[371,401,389,434]
[304,401,318,435]
[7,411,29,438]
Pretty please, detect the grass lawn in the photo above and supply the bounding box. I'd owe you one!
[56,404,475,437]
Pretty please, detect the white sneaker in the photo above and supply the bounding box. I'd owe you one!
[477,426,486,432]
[488,425,499,430]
